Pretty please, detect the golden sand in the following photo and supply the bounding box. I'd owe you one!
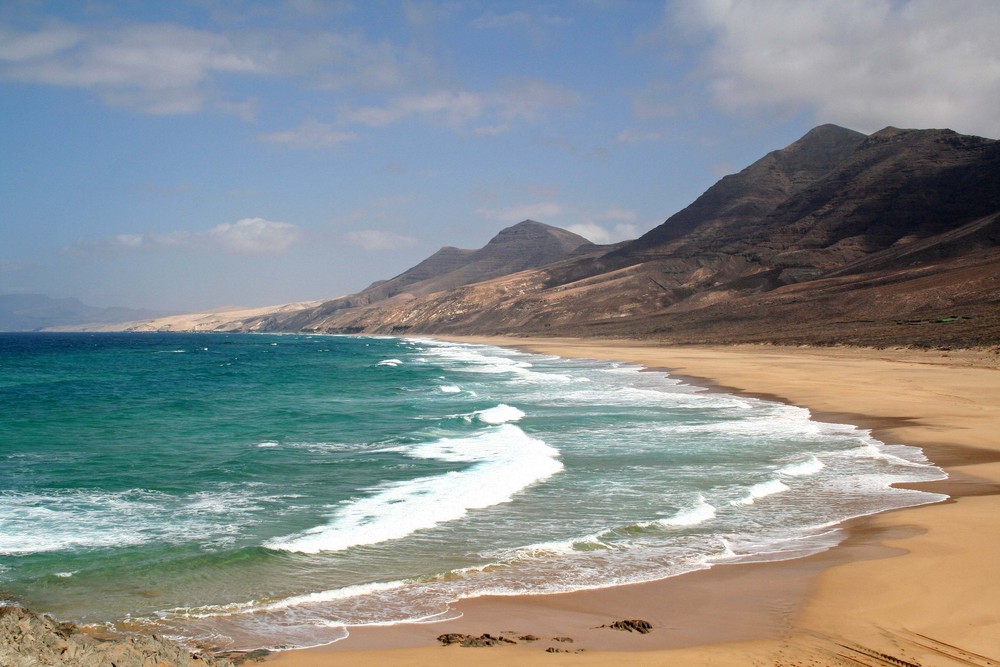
[268,340,1000,666]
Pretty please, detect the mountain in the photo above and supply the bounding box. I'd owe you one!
[118,221,597,333]
[109,124,1000,348]
[629,123,869,255]
[353,219,597,302]
[0,294,163,332]
[276,125,999,347]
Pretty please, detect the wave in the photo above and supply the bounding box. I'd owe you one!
[416,341,573,383]
[266,424,563,553]
[734,479,790,506]
[0,488,269,555]
[658,494,717,527]
[472,404,525,424]
[167,580,412,619]
[376,359,402,367]
[778,455,825,477]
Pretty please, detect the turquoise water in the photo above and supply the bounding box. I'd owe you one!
[0,333,945,649]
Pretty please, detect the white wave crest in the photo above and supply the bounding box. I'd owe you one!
[658,494,717,527]
[376,359,402,367]
[266,424,562,554]
[439,385,461,393]
[473,404,525,425]
[734,479,790,506]
[778,455,825,477]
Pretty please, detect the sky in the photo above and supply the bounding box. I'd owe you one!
[2,1,998,313]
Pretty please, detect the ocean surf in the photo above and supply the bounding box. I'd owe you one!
[0,332,946,650]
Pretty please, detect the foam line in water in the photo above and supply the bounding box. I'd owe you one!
[266,424,563,554]
[0,488,270,555]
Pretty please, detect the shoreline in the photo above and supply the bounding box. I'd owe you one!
[266,338,1000,666]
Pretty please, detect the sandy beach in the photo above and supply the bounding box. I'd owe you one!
[267,339,1000,666]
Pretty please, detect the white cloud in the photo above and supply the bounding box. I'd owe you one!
[345,230,418,251]
[109,231,192,251]
[337,80,581,134]
[676,0,1000,137]
[209,218,300,254]
[258,119,358,148]
[249,29,429,93]
[565,222,638,245]
[0,18,428,115]
[0,23,261,114]
[0,25,81,61]
[71,218,300,255]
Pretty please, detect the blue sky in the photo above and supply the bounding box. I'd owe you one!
[2,1,998,312]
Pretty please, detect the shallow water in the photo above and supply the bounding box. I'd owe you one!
[0,332,946,649]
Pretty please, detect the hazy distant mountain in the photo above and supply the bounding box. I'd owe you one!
[0,294,163,332]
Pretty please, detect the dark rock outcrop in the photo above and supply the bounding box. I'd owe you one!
[0,606,230,667]
[601,619,653,634]
[436,632,517,647]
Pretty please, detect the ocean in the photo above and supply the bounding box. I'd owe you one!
[0,332,946,650]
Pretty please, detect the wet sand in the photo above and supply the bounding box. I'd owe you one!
[267,340,1000,666]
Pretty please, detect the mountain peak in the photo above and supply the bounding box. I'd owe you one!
[771,124,867,176]
[483,220,591,253]
[797,123,867,142]
[626,123,867,253]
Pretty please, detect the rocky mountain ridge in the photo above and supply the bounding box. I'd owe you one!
[109,125,1000,348]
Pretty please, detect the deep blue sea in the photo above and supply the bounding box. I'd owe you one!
[0,332,945,649]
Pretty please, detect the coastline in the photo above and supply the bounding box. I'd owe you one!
[267,338,1000,666]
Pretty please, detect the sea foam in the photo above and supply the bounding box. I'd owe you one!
[267,423,563,554]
